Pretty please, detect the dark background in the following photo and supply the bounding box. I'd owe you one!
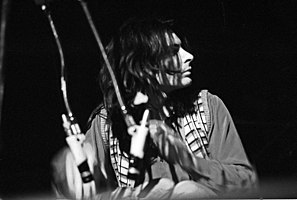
[0,0,297,198]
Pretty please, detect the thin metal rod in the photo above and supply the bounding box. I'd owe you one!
[78,0,135,126]
[42,5,73,118]
[0,0,11,133]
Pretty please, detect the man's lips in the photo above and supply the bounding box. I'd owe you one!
[182,67,192,75]
[182,71,191,76]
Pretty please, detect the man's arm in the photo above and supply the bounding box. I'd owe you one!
[148,94,257,194]
[51,111,112,199]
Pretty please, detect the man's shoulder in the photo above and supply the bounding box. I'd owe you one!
[93,104,107,117]
[197,90,221,108]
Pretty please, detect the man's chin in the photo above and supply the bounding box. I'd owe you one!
[181,77,192,87]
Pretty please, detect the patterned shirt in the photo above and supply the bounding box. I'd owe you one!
[107,90,210,187]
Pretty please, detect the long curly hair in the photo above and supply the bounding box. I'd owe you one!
[100,18,184,112]
[96,18,196,154]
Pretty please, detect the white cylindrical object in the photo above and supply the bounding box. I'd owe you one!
[130,109,149,159]
[66,135,87,166]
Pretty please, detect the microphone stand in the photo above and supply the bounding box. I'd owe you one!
[38,3,95,197]
[77,0,149,184]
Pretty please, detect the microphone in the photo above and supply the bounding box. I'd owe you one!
[128,109,150,179]
[62,114,94,183]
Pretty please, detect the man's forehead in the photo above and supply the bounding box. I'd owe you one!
[165,33,181,45]
[172,33,181,44]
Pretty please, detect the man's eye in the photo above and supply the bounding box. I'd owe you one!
[171,44,180,54]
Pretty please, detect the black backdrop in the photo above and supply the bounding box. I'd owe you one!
[0,0,297,198]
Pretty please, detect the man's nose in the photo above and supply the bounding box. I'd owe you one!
[181,48,194,63]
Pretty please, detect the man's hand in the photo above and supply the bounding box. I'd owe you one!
[65,143,96,199]
[148,119,175,138]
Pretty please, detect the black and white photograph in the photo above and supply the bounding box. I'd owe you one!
[0,0,296,199]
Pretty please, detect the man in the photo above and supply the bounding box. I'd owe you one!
[52,18,257,199]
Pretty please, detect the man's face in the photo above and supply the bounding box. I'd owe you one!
[158,33,194,93]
